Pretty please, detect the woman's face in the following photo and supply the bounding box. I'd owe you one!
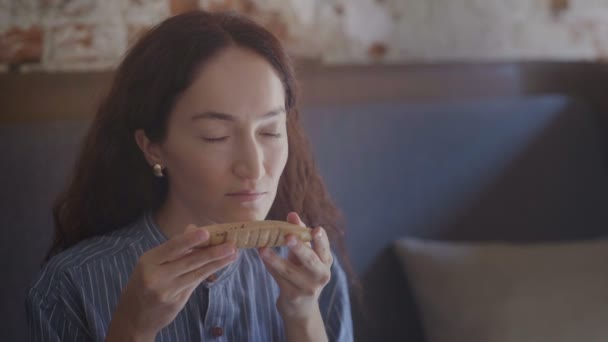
[153,46,288,223]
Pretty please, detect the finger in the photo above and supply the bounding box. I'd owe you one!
[311,227,333,265]
[285,234,327,277]
[287,248,302,266]
[148,226,209,264]
[162,241,236,278]
[286,212,306,227]
[175,225,205,258]
[171,282,198,307]
[260,245,324,290]
[258,247,302,289]
[261,254,299,291]
[184,224,200,234]
[292,241,312,264]
[172,251,239,294]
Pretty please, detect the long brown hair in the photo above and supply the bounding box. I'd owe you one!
[47,10,353,283]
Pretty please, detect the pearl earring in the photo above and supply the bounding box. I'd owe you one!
[153,164,164,177]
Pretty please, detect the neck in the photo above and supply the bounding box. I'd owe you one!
[153,194,218,240]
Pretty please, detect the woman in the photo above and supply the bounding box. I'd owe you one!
[26,10,353,342]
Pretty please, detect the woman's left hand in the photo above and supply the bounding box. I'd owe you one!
[258,212,333,320]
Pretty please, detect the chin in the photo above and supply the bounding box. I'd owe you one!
[227,208,269,222]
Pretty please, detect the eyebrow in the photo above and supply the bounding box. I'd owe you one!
[190,107,286,122]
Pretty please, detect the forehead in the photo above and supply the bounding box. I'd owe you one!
[173,45,286,122]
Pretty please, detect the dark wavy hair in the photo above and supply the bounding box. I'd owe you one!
[46,10,354,287]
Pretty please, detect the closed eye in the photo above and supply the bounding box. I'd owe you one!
[261,133,282,138]
[201,136,229,143]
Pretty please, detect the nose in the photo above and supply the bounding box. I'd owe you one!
[232,134,264,181]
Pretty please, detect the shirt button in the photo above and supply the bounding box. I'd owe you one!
[211,326,224,337]
[207,273,218,282]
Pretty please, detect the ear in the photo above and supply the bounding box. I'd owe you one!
[134,129,164,166]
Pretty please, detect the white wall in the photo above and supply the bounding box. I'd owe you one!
[1,0,608,71]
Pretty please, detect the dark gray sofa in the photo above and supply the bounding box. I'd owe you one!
[2,94,608,341]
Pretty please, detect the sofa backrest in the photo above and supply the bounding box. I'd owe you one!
[299,95,608,341]
[1,120,87,341]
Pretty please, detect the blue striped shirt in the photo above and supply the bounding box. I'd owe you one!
[26,212,353,341]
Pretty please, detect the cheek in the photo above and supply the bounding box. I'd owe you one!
[192,153,232,185]
[267,140,289,176]
[166,142,229,187]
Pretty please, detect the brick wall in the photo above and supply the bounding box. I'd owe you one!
[1,0,608,71]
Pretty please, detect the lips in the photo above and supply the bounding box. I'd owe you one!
[226,190,267,202]
[226,190,266,196]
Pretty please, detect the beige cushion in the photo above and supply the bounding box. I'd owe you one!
[394,238,608,342]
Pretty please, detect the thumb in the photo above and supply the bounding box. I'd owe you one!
[286,212,306,227]
[185,224,199,233]
[184,224,209,241]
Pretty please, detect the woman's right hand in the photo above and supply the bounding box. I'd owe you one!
[106,225,237,341]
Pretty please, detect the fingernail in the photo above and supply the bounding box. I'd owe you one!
[315,229,323,240]
[287,237,297,247]
[195,230,207,241]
